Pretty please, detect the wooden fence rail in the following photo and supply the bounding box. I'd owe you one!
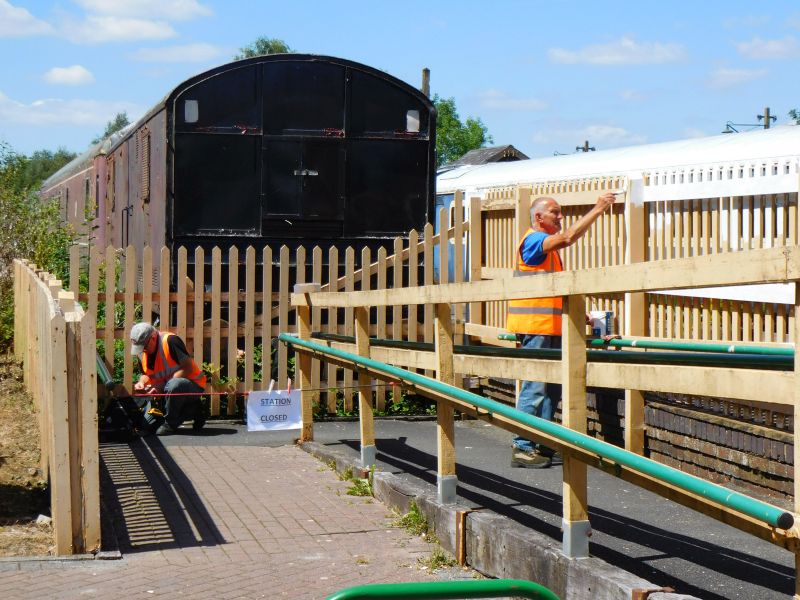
[13,259,99,555]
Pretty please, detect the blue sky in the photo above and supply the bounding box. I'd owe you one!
[1,0,799,158]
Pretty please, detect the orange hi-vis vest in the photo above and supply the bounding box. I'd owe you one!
[506,228,564,336]
[141,332,206,389]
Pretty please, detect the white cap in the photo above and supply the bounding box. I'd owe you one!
[130,322,155,356]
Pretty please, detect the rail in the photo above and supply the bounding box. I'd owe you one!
[280,333,794,531]
[325,579,559,600]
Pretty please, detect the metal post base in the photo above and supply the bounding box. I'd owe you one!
[360,445,376,468]
[562,519,591,558]
[438,475,458,504]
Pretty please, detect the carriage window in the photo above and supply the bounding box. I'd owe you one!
[184,100,199,123]
[406,110,420,133]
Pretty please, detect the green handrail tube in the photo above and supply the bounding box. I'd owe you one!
[280,333,794,531]
[325,579,560,600]
[587,337,793,356]
[311,332,792,371]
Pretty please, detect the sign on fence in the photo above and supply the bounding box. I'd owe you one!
[246,389,302,431]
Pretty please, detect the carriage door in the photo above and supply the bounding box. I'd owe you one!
[261,61,346,238]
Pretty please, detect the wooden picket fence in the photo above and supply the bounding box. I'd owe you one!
[13,259,99,555]
[478,181,798,342]
[69,202,475,417]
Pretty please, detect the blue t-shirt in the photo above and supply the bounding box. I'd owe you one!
[520,231,549,266]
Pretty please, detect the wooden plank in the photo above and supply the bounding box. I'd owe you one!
[344,247,355,411]
[295,282,317,442]
[49,309,73,554]
[69,245,80,295]
[244,247,256,398]
[454,193,465,343]
[355,306,374,454]
[326,246,339,406]
[408,230,419,343]
[176,247,188,342]
[278,246,290,389]
[123,247,136,392]
[104,245,115,371]
[291,246,800,309]
[393,237,403,342]
[210,247,222,415]
[375,247,387,411]
[423,223,435,376]
[562,295,588,526]
[192,247,205,369]
[142,246,153,324]
[435,303,456,481]
[160,247,171,330]
[261,246,272,391]
[77,306,100,552]
[468,197,483,329]
[227,246,239,416]
[311,246,323,402]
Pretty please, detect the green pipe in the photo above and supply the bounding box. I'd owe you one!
[311,332,793,371]
[280,333,794,530]
[325,579,559,600]
[587,337,793,356]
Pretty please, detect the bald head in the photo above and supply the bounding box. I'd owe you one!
[529,197,562,233]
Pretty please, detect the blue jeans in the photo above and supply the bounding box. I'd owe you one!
[513,334,561,453]
[143,377,204,430]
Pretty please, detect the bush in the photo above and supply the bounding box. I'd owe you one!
[0,142,75,351]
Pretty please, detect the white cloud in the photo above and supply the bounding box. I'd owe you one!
[736,36,800,59]
[533,124,646,149]
[132,42,224,63]
[0,91,138,126]
[43,65,95,86]
[61,16,176,44]
[548,36,686,66]
[477,90,547,111]
[708,67,768,89]
[788,14,800,29]
[0,1,54,37]
[72,0,212,20]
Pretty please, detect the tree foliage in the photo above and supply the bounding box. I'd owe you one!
[433,95,493,167]
[0,142,75,350]
[92,111,130,145]
[790,109,800,124]
[234,37,293,60]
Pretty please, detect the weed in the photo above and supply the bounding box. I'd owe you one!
[355,555,370,565]
[419,547,456,571]
[338,466,354,481]
[392,501,428,537]
[346,465,374,497]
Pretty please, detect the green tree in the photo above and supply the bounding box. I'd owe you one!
[19,148,76,190]
[92,111,130,144]
[234,37,293,60]
[790,109,799,124]
[433,94,493,167]
[0,142,75,350]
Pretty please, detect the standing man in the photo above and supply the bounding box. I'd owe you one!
[508,193,615,468]
[130,322,207,435]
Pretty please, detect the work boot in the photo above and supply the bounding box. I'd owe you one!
[155,424,175,436]
[510,447,551,469]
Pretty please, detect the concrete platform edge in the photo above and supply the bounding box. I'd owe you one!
[300,440,700,600]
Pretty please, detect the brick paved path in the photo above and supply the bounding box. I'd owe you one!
[0,440,444,599]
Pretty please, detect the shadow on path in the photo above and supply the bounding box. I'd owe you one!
[100,435,225,554]
[337,436,793,600]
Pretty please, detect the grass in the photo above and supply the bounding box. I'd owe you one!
[418,546,457,571]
